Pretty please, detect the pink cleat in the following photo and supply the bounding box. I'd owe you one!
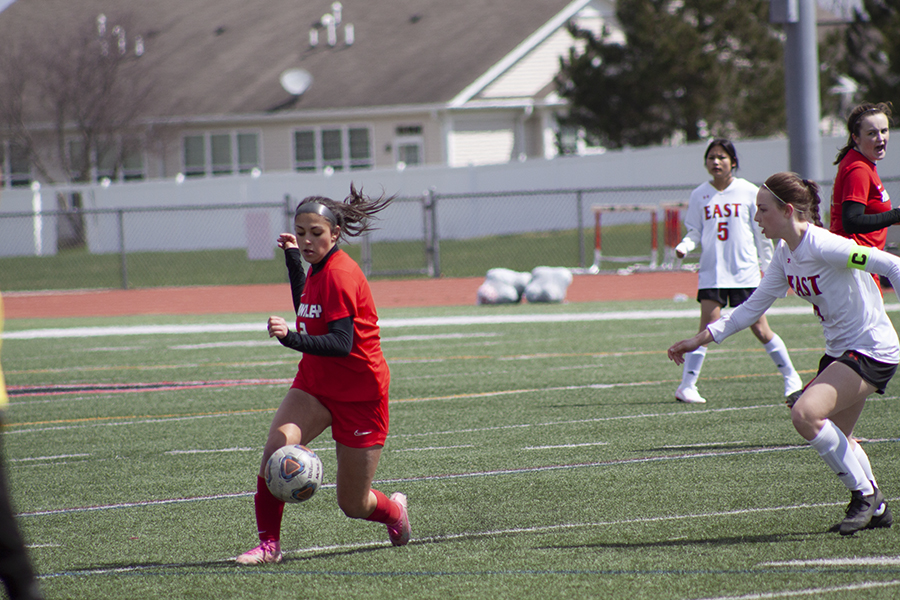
[235,540,282,565]
[387,492,410,546]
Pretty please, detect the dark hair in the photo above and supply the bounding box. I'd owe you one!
[834,101,893,165]
[762,172,823,227]
[294,183,394,243]
[705,138,739,170]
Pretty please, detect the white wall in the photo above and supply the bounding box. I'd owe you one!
[0,135,880,257]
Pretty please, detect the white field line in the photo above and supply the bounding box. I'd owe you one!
[32,498,900,581]
[393,445,476,452]
[661,441,746,449]
[9,303,891,340]
[17,442,813,518]
[693,579,900,600]
[9,453,91,462]
[524,442,609,450]
[762,556,900,567]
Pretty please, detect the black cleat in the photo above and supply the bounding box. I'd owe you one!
[867,502,893,530]
[839,488,884,536]
[785,390,802,408]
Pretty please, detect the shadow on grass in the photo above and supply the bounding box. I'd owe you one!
[536,530,829,552]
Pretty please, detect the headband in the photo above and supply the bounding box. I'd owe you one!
[761,183,788,206]
[296,201,337,226]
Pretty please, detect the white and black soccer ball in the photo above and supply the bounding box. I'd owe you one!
[265,444,324,503]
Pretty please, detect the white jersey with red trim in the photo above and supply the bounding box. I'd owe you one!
[678,178,773,289]
[708,225,900,363]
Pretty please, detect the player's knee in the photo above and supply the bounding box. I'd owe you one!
[790,402,820,440]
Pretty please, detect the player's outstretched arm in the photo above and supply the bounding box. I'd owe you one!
[668,329,714,365]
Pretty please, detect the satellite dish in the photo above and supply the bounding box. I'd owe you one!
[280,69,313,96]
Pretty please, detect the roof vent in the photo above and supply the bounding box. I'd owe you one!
[321,14,337,46]
[310,3,352,49]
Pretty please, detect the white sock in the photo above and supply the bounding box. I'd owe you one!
[809,420,874,495]
[680,346,707,390]
[850,440,877,488]
[850,441,884,514]
[763,334,802,394]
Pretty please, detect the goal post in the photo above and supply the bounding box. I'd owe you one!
[586,203,686,274]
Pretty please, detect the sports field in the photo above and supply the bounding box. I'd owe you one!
[3,295,900,599]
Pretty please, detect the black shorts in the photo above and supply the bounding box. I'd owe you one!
[697,288,755,308]
[817,351,897,395]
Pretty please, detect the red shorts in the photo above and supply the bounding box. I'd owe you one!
[291,377,389,447]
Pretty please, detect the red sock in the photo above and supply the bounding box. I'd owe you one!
[365,489,401,525]
[254,475,285,542]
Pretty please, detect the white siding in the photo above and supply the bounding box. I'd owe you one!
[478,1,614,100]
[481,28,575,99]
[448,129,515,167]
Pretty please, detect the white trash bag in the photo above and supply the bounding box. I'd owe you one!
[523,266,573,303]
[476,268,532,305]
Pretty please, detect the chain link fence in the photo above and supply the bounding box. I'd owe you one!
[3,177,899,292]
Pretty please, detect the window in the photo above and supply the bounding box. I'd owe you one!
[121,143,145,181]
[237,133,259,174]
[67,139,89,182]
[64,137,145,183]
[394,124,423,167]
[96,142,117,182]
[9,143,30,186]
[322,129,343,172]
[294,131,316,172]
[349,128,372,170]
[182,131,260,177]
[397,142,421,166]
[210,134,233,175]
[293,126,373,173]
[183,135,206,178]
[0,141,31,187]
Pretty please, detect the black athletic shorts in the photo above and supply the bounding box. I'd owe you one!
[696,288,755,308]
[817,350,897,395]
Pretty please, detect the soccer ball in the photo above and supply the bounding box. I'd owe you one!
[265,444,324,503]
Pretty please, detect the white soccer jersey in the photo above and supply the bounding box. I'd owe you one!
[708,225,900,364]
[678,178,774,289]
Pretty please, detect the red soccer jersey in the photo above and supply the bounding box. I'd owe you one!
[830,148,892,249]
[292,249,390,403]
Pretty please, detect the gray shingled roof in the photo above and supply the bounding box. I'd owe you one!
[1,0,576,119]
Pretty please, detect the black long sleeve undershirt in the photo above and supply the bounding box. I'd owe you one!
[279,246,354,356]
[842,201,900,235]
[278,316,354,356]
[284,247,307,314]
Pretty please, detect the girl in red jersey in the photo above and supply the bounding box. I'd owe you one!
[830,102,900,250]
[237,185,408,565]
